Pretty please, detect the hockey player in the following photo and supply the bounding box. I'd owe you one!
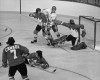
[50,19,85,47]
[29,8,48,43]
[2,37,30,80]
[62,19,85,46]
[28,50,49,69]
[42,6,60,39]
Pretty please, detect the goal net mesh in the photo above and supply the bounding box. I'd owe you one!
[80,17,100,49]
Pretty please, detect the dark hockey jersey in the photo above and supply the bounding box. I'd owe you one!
[28,52,48,65]
[2,44,29,67]
[62,22,84,36]
[28,52,38,60]
[62,22,84,29]
[29,12,47,23]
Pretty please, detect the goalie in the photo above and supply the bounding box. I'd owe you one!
[50,19,86,47]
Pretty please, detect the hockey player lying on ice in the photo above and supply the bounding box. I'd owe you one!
[27,50,49,69]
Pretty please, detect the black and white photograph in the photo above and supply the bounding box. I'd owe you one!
[0,0,100,80]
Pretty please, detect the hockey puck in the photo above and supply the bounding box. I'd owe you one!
[53,69,56,72]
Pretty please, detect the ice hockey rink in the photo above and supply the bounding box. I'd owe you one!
[0,12,100,80]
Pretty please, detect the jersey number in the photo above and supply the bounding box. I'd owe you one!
[10,50,17,59]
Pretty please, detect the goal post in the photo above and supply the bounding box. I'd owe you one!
[20,0,21,14]
[79,15,100,49]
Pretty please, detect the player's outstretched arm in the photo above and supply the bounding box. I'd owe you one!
[61,22,71,28]
[29,12,37,18]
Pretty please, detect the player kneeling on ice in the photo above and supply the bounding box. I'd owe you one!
[28,50,49,69]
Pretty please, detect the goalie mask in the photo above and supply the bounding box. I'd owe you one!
[36,8,41,14]
[70,19,75,25]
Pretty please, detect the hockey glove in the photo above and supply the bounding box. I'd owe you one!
[81,29,86,37]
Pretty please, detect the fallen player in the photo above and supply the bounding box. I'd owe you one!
[26,50,56,73]
[27,50,49,69]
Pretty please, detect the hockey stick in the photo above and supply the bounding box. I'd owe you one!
[38,66,56,73]
[0,28,7,32]
[0,24,8,32]
[27,64,57,73]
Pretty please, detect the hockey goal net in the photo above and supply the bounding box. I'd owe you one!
[79,16,100,49]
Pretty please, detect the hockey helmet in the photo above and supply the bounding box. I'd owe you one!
[36,8,41,13]
[6,37,15,45]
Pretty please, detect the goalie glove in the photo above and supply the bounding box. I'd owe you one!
[81,29,86,37]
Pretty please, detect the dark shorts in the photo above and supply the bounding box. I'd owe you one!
[9,62,28,78]
[34,25,45,35]
[66,35,77,46]
[35,25,42,31]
